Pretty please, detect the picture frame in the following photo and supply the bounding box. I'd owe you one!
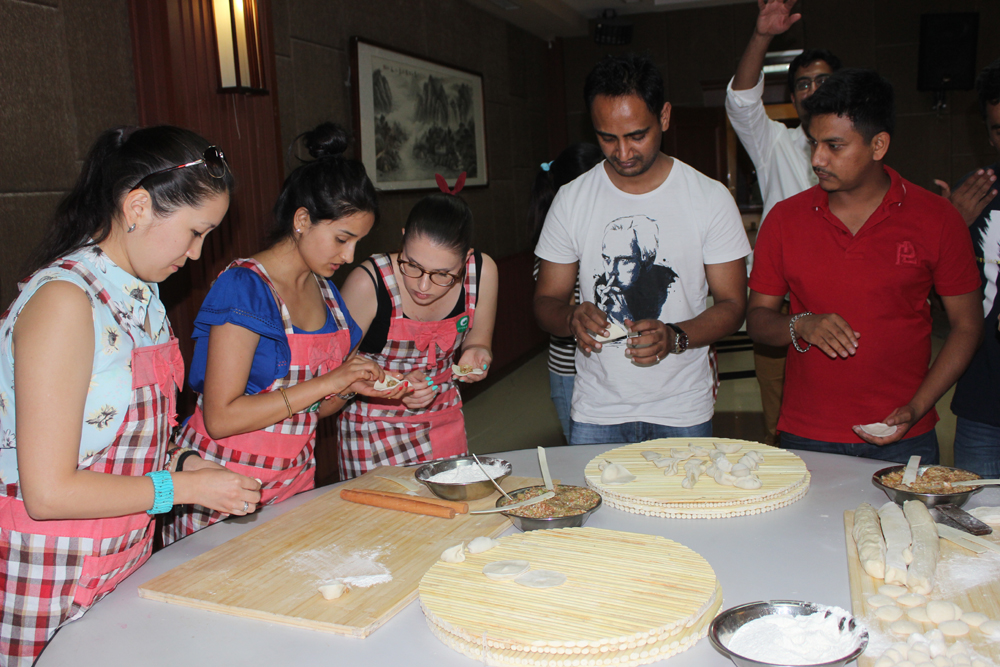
[351,37,488,191]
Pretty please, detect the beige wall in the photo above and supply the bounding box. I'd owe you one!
[562,0,1000,194]
[0,0,137,309]
[270,0,553,266]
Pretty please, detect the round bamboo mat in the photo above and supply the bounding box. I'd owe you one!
[584,439,810,519]
[419,527,722,667]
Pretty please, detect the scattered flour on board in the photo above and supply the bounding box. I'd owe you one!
[934,549,1000,599]
[286,543,393,588]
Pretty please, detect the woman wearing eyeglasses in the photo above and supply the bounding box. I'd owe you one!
[336,187,498,478]
[0,126,262,665]
[161,122,403,544]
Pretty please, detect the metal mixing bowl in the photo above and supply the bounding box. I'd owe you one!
[495,485,602,531]
[709,600,868,667]
[414,456,511,501]
[872,464,983,508]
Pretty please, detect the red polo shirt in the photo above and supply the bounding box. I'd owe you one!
[749,166,981,443]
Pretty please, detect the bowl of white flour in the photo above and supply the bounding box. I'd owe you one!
[415,456,512,501]
[709,600,868,667]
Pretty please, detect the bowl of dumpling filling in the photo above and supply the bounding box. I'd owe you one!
[496,484,602,531]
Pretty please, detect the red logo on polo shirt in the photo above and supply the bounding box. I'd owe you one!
[896,241,917,266]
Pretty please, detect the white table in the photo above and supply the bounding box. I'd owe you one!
[37,446,1000,666]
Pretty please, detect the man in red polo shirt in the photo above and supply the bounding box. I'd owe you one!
[747,69,983,462]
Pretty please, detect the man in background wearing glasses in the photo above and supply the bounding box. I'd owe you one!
[725,0,841,446]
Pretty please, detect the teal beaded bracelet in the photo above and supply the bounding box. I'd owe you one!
[145,470,174,515]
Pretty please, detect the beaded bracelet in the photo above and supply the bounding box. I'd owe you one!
[145,470,174,515]
[789,312,814,353]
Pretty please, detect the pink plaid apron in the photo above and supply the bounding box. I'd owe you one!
[0,261,183,666]
[162,259,350,545]
[336,253,477,479]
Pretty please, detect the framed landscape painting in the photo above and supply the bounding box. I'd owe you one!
[351,38,488,191]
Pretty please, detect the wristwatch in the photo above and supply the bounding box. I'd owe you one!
[666,323,688,354]
[335,392,357,401]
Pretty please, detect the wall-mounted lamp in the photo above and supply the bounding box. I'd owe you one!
[212,0,268,93]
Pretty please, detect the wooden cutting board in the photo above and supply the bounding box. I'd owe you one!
[139,465,545,637]
[844,511,1000,666]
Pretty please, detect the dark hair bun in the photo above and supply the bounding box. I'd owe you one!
[302,122,349,160]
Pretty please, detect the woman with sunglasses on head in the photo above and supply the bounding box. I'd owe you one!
[336,179,498,478]
[0,126,261,665]
[162,122,403,544]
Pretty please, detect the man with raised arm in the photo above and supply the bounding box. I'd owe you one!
[727,0,841,446]
[533,53,751,445]
[747,69,983,463]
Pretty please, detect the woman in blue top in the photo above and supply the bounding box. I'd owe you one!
[163,123,404,544]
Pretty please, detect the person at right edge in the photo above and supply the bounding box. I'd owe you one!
[747,69,983,463]
[726,0,840,446]
[941,58,1000,476]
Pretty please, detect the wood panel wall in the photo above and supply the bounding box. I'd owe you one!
[128,0,284,415]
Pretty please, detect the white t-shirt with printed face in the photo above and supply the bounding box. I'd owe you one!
[535,159,751,427]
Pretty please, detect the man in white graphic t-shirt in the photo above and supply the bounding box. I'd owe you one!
[533,53,752,445]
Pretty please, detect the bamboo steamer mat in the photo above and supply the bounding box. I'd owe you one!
[419,527,723,666]
[584,439,810,519]
[844,511,1000,666]
[138,465,544,637]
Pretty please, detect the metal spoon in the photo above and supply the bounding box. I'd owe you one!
[472,453,514,501]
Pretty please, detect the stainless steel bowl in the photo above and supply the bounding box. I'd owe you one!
[414,456,511,501]
[872,464,983,508]
[709,600,868,667]
[495,485,602,531]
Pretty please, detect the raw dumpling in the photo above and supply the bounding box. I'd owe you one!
[641,451,661,461]
[592,321,628,343]
[860,422,898,438]
[657,458,680,475]
[514,570,567,588]
[373,375,403,391]
[730,463,751,477]
[483,560,530,580]
[681,459,704,489]
[466,536,500,554]
[318,582,348,600]
[600,462,636,484]
[452,364,485,377]
[737,454,760,471]
[670,448,695,461]
[714,442,742,454]
[440,544,466,563]
[713,469,737,486]
[734,475,762,490]
[688,444,710,457]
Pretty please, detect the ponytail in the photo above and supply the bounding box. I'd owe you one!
[528,143,604,245]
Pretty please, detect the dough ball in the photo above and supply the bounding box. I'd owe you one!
[879,584,909,599]
[907,606,931,624]
[466,536,499,554]
[898,593,928,607]
[938,620,970,637]
[318,582,348,600]
[891,619,921,636]
[977,619,1000,637]
[514,569,567,588]
[482,560,530,581]
[440,544,466,563]
[961,612,988,628]
[927,600,959,624]
[868,594,896,608]
[876,605,905,622]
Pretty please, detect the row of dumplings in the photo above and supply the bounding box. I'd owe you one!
[637,443,765,490]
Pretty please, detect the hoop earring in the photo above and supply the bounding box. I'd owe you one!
[127,222,136,233]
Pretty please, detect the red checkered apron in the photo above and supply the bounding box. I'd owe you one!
[0,261,183,666]
[336,253,477,479]
[162,259,351,545]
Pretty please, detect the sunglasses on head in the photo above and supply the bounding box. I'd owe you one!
[131,146,229,192]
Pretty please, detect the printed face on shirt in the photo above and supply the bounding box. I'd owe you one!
[298,210,375,278]
[590,94,670,179]
[398,234,469,307]
[131,191,229,283]
[806,113,888,194]
[791,60,835,120]
[593,216,677,324]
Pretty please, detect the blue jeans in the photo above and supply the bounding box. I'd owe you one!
[570,419,713,445]
[953,417,1000,476]
[780,429,940,464]
[549,371,574,444]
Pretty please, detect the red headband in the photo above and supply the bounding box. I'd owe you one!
[435,172,466,195]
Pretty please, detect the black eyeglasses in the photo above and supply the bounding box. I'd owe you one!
[131,146,229,191]
[397,256,462,287]
[793,74,831,93]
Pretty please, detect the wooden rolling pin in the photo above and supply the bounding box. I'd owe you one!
[339,488,468,518]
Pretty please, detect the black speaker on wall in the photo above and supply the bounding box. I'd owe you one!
[918,12,979,91]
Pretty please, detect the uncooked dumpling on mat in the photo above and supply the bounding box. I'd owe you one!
[514,569,567,588]
[318,582,348,600]
[466,536,500,554]
[641,451,662,461]
[600,462,636,484]
[440,544,466,563]
[482,560,530,580]
[714,442,742,454]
